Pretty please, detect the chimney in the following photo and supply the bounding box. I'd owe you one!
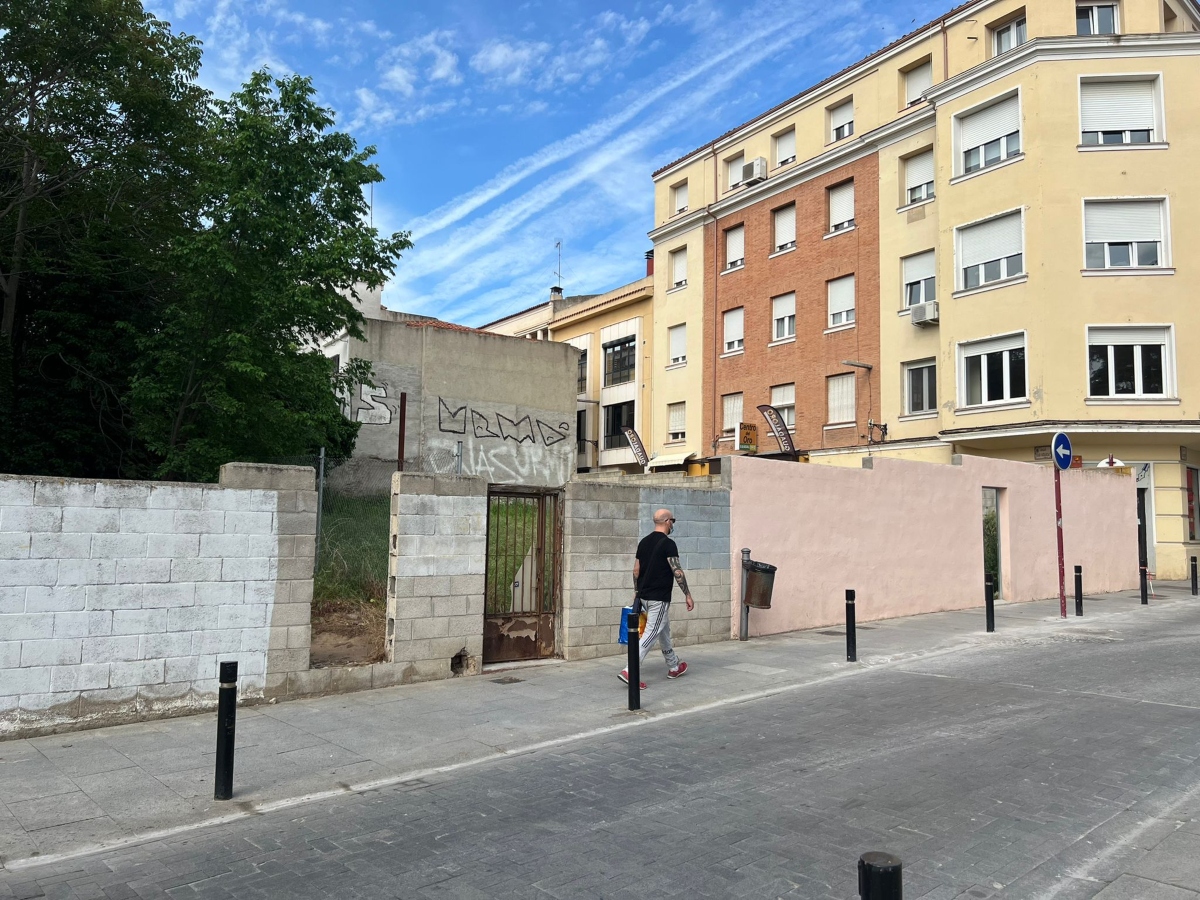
[645,250,654,278]
[550,285,563,302]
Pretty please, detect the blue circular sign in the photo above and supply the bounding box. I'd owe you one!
[1051,432,1073,471]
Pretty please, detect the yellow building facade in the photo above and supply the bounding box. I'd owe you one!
[650,0,1200,575]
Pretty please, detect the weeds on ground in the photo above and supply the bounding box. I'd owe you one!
[315,494,390,613]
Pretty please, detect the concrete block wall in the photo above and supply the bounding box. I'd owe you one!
[386,473,488,683]
[561,477,733,661]
[0,464,315,737]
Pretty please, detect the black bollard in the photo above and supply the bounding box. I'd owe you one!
[858,851,903,899]
[1192,556,1197,597]
[984,574,995,633]
[214,660,238,801]
[627,603,641,711]
[1074,565,1083,617]
[846,589,857,662]
[1140,566,1148,605]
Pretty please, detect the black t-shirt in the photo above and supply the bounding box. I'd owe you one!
[636,532,678,603]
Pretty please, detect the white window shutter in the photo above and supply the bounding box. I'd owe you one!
[828,374,855,423]
[774,205,796,247]
[1088,325,1168,347]
[771,383,795,406]
[1081,81,1155,131]
[672,247,688,284]
[669,324,686,360]
[959,95,1020,149]
[1084,200,1163,243]
[673,181,689,212]
[829,181,855,228]
[772,292,796,321]
[905,150,934,190]
[723,393,743,431]
[903,250,936,283]
[830,100,854,129]
[961,332,1026,356]
[726,154,744,187]
[959,212,1023,268]
[724,307,744,345]
[726,225,745,265]
[775,128,796,161]
[668,402,686,432]
[906,61,933,104]
[828,275,856,317]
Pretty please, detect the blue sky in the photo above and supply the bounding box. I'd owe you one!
[150,0,947,325]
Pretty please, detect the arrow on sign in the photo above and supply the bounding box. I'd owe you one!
[1055,443,1071,460]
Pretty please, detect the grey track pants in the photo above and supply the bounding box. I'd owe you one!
[638,599,680,670]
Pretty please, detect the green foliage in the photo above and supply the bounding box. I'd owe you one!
[314,494,391,607]
[983,509,1001,593]
[0,5,410,480]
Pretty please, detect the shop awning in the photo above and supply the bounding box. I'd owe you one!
[648,452,695,469]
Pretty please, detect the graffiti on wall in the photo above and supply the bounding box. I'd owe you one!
[351,379,407,425]
[434,396,573,487]
[439,398,569,448]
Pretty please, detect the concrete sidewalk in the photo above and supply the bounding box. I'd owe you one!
[0,581,1189,872]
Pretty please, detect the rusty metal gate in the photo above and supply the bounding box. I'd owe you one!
[483,489,561,662]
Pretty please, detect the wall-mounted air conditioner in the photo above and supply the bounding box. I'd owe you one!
[741,157,768,185]
[910,300,940,326]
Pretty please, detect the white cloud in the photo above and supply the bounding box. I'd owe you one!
[380,30,462,97]
[469,39,551,86]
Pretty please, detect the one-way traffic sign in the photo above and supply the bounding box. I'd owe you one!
[1052,432,1073,472]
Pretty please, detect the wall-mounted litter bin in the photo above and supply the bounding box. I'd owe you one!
[742,559,777,609]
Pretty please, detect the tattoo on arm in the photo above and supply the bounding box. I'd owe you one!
[667,557,691,596]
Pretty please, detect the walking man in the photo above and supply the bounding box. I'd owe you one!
[620,508,694,687]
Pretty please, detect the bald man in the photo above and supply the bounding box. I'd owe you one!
[620,508,694,687]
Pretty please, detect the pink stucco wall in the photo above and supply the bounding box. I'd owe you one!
[728,454,1139,637]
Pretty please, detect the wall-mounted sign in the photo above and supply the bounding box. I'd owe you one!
[757,405,797,457]
[738,422,758,454]
[1033,445,1051,461]
[621,427,649,467]
[1071,455,1083,469]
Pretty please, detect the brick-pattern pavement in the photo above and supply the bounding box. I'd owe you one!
[6,596,1200,897]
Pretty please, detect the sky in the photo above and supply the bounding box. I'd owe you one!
[149,0,947,326]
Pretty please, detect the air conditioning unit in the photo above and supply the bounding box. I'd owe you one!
[910,300,940,326]
[741,157,768,185]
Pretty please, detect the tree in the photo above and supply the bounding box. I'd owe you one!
[130,71,411,481]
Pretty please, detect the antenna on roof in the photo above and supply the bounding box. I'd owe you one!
[554,239,563,289]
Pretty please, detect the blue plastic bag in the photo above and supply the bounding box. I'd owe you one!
[618,605,633,644]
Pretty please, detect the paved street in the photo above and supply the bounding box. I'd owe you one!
[5,586,1200,898]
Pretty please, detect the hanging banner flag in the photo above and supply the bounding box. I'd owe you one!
[757,405,798,457]
[621,427,649,467]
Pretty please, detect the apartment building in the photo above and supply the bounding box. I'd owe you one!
[649,0,1200,576]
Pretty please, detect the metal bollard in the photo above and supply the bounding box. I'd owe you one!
[1074,565,1083,617]
[858,851,903,899]
[985,573,995,633]
[1192,556,1197,597]
[845,589,857,663]
[627,603,641,711]
[1140,566,1148,605]
[214,660,238,801]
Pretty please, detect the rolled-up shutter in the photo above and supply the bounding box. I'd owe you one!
[671,247,688,284]
[830,100,854,129]
[774,204,796,248]
[828,275,856,318]
[1084,200,1163,243]
[775,128,796,162]
[669,324,686,361]
[903,250,936,283]
[726,154,744,187]
[726,225,744,265]
[960,95,1020,149]
[1081,81,1155,132]
[905,150,934,190]
[829,181,855,228]
[673,181,689,212]
[772,292,795,322]
[1088,325,1168,347]
[723,307,744,347]
[960,211,1022,267]
[906,60,933,104]
[668,402,686,433]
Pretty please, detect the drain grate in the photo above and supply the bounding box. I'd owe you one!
[491,676,524,684]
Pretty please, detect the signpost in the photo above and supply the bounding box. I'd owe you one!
[1051,431,1071,619]
[738,422,759,454]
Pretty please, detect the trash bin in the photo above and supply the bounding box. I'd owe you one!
[742,559,777,609]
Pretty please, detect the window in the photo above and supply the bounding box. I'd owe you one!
[830,99,854,142]
[725,225,745,269]
[827,373,855,425]
[671,180,689,214]
[670,247,688,288]
[905,150,935,203]
[1077,3,1118,34]
[603,401,635,450]
[603,336,636,387]
[772,293,796,341]
[828,181,855,232]
[576,409,588,455]
[903,251,936,306]
[959,333,1026,407]
[958,211,1024,289]
[1189,467,1200,541]
[906,361,937,414]
[906,59,933,106]
[775,128,796,166]
[1080,79,1156,145]
[726,153,744,190]
[960,95,1021,174]
[771,383,795,428]
[774,204,796,252]
[1084,200,1164,269]
[827,275,855,328]
[723,307,744,352]
[667,402,686,442]
[993,15,1027,54]
[668,323,687,365]
[722,393,743,436]
[577,350,587,394]
[1087,326,1170,397]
